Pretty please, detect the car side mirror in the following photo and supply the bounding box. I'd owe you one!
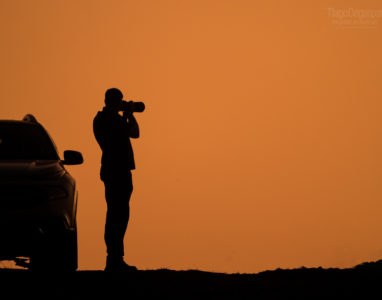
[62,150,84,165]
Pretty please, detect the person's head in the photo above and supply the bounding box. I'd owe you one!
[105,88,123,110]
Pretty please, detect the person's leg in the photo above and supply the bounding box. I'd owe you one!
[103,172,133,269]
[119,172,133,249]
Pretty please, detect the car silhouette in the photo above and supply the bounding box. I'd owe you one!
[0,114,83,271]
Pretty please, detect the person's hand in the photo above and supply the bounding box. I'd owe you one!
[123,110,132,119]
[123,101,134,119]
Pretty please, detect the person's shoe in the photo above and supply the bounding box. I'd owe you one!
[104,256,138,272]
[119,260,138,272]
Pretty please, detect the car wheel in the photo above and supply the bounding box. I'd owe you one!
[30,227,78,272]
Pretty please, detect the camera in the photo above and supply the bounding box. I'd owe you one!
[121,100,145,113]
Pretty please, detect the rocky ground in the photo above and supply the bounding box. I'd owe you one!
[1,260,382,299]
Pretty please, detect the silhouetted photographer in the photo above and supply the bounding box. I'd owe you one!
[93,88,143,272]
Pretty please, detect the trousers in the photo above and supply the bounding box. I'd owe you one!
[102,169,133,258]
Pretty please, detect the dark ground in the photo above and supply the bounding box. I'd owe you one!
[1,260,382,299]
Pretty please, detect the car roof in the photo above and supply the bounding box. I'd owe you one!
[0,116,60,158]
[0,114,42,127]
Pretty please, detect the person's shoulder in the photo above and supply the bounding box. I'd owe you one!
[94,111,107,125]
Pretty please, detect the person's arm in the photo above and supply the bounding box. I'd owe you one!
[123,111,140,139]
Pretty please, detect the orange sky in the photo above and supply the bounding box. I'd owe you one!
[1,0,382,273]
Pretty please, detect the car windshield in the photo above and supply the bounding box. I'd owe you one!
[0,122,59,160]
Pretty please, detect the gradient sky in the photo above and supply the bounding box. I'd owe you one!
[0,0,381,273]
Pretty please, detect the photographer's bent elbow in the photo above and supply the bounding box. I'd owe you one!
[129,129,140,139]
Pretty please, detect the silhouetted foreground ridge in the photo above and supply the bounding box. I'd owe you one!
[1,260,382,299]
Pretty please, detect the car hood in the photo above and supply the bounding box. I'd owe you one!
[0,160,66,180]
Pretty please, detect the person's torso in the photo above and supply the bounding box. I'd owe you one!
[93,109,135,171]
